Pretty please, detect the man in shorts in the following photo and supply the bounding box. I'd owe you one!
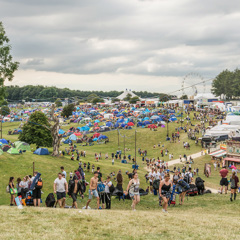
[54,173,68,208]
[219,166,229,194]
[85,171,100,209]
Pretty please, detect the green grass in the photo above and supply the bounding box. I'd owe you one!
[0,115,203,205]
[1,112,239,239]
[0,193,239,239]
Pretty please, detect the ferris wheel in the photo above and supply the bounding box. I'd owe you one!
[181,72,205,97]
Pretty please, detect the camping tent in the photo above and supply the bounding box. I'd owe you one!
[14,141,31,152]
[2,145,11,152]
[0,149,3,155]
[7,148,20,155]
[69,134,77,141]
[33,148,49,155]
[0,139,8,144]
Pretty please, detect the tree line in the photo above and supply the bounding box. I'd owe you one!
[5,85,169,102]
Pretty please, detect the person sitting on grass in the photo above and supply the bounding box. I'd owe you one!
[85,171,100,209]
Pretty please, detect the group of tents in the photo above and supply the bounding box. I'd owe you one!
[0,139,31,155]
[0,139,49,155]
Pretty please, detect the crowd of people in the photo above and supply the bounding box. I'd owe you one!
[7,107,239,212]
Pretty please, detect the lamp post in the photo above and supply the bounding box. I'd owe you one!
[135,130,137,168]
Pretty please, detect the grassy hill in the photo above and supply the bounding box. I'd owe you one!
[0,193,239,239]
[1,118,201,205]
[1,115,239,239]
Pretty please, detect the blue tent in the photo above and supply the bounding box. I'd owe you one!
[121,123,127,128]
[69,134,77,141]
[98,135,108,140]
[0,139,8,144]
[117,119,124,123]
[93,138,98,141]
[33,148,49,155]
[58,129,65,135]
[114,123,119,128]
[106,122,113,127]
[64,139,72,144]
[137,122,143,127]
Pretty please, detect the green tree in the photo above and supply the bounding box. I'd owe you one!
[87,93,98,103]
[0,22,19,100]
[0,105,10,116]
[212,70,234,99]
[61,104,75,118]
[19,111,52,148]
[180,95,188,100]
[0,99,8,106]
[159,94,170,102]
[55,98,62,107]
[92,97,104,104]
[129,96,140,104]
[111,98,120,103]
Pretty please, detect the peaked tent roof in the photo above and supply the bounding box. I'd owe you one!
[7,148,20,154]
[117,89,139,100]
[33,148,49,155]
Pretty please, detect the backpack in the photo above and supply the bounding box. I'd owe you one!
[97,183,105,193]
[184,173,191,184]
[153,179,160,190]
[6,185,10,193]
[109,183,115,193]
[35,179,43,189]
[45,193,56,207]
[74,171,82,181]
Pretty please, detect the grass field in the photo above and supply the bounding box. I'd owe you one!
[0,193,239,240]
[0,117,202,205]
[1,114,236,239]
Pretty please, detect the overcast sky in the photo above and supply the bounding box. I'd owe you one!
[1,0,240,94]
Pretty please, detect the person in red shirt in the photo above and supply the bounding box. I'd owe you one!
[219,166,229,194]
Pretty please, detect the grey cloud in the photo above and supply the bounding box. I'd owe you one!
[1,0,240,87]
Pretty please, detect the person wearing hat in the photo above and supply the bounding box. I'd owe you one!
[126,171,133,180]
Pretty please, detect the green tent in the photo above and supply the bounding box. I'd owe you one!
[7,148,20,155]
[14,141,31,152]
[0,149,3,155]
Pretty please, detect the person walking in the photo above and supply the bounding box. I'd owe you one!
[159,173,172,213]
[219,166,229,194]
[105,176,113,209]
[85,171,100,209]
[54,173,68,208]
[32,173,43,207]
[126,172,140,211]
[230,172,239,201]
[9,177,15,206]
[116,170,123,200]
[68,176,83,209]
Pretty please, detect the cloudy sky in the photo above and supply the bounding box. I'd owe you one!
[1,0,240,94]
